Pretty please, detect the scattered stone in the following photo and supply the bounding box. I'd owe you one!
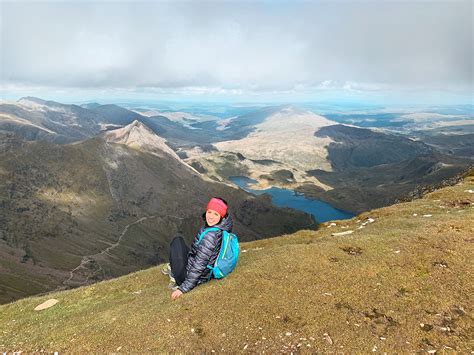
[241,250,248,253]
[427,350,437,354]
[243,344,248,350]
[341,246,363,256]
[34,299,59,311]
[394,250,401,254]
[191,328,195,333]
[285,332,292,336]
[423,214,433,217]
[464,189,474,193]
[367,218,375,223]
[132,290,142,294]
[380,337,386,340]
[167,319,171,322]
[372,345,377,352]
[413,213,418,216]
[432,261,448,268]
[327,223,337,228]
[420,323,434,331]
[331,231,354,236]
[323,333,333,345]
[116,346,122,351]
[323,292,333,296]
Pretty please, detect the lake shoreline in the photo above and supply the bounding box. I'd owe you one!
[229,175,354,223]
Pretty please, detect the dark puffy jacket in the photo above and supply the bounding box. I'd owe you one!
[178,214,233,293]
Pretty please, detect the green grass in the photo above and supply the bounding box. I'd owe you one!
[1,176,473,352]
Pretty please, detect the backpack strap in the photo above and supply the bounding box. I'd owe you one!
[196,227,220,245]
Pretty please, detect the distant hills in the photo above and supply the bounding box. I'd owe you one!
[0,97,472,303]
[1,97,471,213]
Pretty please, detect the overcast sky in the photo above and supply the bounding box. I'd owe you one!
[1,0,472,104]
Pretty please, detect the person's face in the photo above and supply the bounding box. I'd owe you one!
[206,209,221,226]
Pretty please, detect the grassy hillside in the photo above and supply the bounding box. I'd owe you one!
[1,174,473,352]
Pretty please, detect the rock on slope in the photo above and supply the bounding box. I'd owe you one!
[1,171,472,352]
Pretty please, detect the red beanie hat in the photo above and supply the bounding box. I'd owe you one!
[206,198,227,218]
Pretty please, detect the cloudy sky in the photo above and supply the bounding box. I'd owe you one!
[1,0,472,104]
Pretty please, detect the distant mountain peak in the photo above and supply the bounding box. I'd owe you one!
[18,96,63,108]
[18,96,46,104]
[102,120,182,161]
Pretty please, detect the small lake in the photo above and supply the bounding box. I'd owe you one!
[229,176,354,223]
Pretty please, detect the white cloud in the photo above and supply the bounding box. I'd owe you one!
[1,0,472,97]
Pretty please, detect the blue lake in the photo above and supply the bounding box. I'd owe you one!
[229,176,354,223]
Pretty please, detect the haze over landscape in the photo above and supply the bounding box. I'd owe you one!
[0,0,473,352]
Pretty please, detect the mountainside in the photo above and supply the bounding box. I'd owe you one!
[89,104,143,126]
[214,106,337,172]
[2,97,470,216]
[185,108,472,213]
[1,172,472,352]
[314,124,434,170]
[0,123,314,305]
[182,106,337,191]
[297,124,473,213]
[0,97,103,143]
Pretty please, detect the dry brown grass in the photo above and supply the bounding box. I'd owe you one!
[1,176,473,352]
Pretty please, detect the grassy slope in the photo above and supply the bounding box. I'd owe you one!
[1,175,473,352]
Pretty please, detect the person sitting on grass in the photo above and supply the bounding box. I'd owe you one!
[161,197,233,300]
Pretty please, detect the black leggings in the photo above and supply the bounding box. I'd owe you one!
[169,236,189,286]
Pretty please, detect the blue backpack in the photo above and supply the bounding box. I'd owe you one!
[196,227,239,279]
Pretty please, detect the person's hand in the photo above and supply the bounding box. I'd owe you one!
[171,289,183,300]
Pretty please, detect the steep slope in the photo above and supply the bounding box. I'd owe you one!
[101,120,182,161]
[0,97,103,143]
[314,124,434,170]
[301,125,473,213]
[1,172,472,352]
[0,123,315,304]
[183,106,337,190]
[89,104,142,126]
[214,106,337,172]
